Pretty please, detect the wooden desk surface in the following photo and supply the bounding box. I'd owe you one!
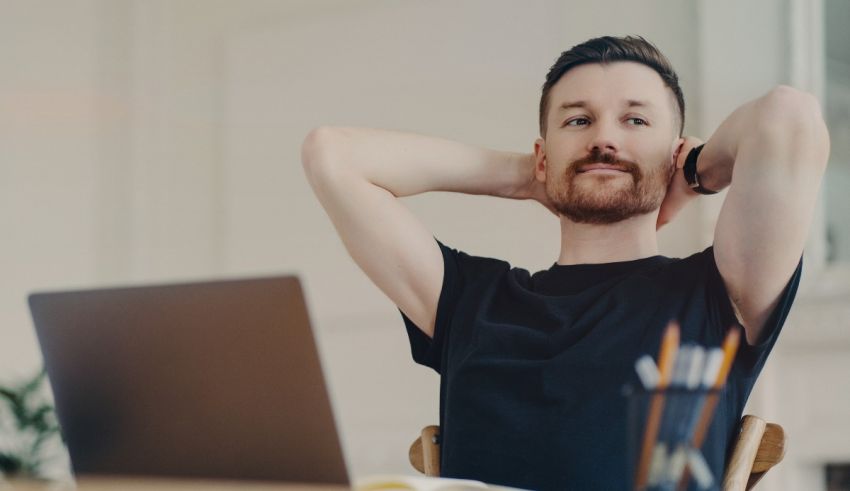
[2,477,350,491]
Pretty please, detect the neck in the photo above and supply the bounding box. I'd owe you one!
[556,212,660,265]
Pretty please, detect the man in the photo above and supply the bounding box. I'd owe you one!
[301,36,829,490]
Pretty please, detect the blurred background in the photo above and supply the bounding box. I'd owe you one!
[1,0,848,489]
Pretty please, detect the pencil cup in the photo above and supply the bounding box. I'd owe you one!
[624,386,724,491]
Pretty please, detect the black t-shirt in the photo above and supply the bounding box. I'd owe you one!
[401,239,802,491]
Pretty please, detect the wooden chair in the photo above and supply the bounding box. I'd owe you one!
[409,415,785,490]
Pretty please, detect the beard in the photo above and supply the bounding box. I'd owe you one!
[546,148,674,225]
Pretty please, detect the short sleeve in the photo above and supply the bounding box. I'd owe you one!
[703,246,803,376]
[400,239,464,373]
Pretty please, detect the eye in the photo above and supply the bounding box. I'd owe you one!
[564,117,590,127]
[626,117,648,126]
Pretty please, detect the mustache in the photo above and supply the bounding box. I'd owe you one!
[568,149,640,175]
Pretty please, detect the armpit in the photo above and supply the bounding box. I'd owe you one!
[728,293,747,329]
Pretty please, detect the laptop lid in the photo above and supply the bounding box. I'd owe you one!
[28,275,349,484]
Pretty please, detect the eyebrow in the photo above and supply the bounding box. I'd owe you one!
[556,99,654,112]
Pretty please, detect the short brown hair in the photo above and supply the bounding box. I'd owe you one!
[538,35,685,137]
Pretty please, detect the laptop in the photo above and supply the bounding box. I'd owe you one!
[28,275,350,485]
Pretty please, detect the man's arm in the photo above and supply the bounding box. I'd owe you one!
[301,126,542,337]
[682,86,830,345]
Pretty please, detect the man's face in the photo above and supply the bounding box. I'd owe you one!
[535,61,683,224]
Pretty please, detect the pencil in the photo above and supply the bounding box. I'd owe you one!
[676,327,741,491]
[634,320,680,490]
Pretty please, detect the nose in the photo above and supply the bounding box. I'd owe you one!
[585,118,621,155]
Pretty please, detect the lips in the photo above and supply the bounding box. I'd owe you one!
[578,163,629,173]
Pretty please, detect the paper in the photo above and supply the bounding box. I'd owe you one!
[354,474,529,491]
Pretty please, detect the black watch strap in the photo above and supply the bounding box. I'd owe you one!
[682,144,718,195]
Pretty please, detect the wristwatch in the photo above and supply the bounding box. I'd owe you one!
[682,144,718,195]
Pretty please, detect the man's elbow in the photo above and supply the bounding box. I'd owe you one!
[758,86,828,137]
[301,126,343,184]
[754,86,830,167]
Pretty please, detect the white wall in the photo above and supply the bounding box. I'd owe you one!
[1,0,103,377]
[2,0,845,486]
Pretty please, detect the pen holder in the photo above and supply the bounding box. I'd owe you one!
[624,386,725,491]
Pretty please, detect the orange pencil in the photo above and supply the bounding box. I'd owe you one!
[688,328,741,443]
[712,327,741,388]
[676,327,741,491]
[634,320,680,490]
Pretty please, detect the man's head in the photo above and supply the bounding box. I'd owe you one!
[539,36,685,139]
[534,36,686,225]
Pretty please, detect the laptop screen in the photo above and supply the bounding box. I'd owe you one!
[29,275,349,484]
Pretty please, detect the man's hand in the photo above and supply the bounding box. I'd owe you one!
[656,136,703,230]
[509,153,559,217]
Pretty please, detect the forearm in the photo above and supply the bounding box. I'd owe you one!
[301,126,530,198]
[694,99,756,192]
[696,86,827,192]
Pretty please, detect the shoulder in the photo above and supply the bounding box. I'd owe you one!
[437,240,520,279]
[650,247,717,280]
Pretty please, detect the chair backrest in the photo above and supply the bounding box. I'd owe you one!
[409,425,441,476]
[408,415,785,490]
[725,416,786,491]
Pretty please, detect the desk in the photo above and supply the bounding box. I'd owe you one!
[3,477,349,491]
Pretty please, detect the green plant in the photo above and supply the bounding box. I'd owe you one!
[0,370,69,480]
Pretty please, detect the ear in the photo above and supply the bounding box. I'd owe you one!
[533,137,547,182]
[671,137,686,169]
